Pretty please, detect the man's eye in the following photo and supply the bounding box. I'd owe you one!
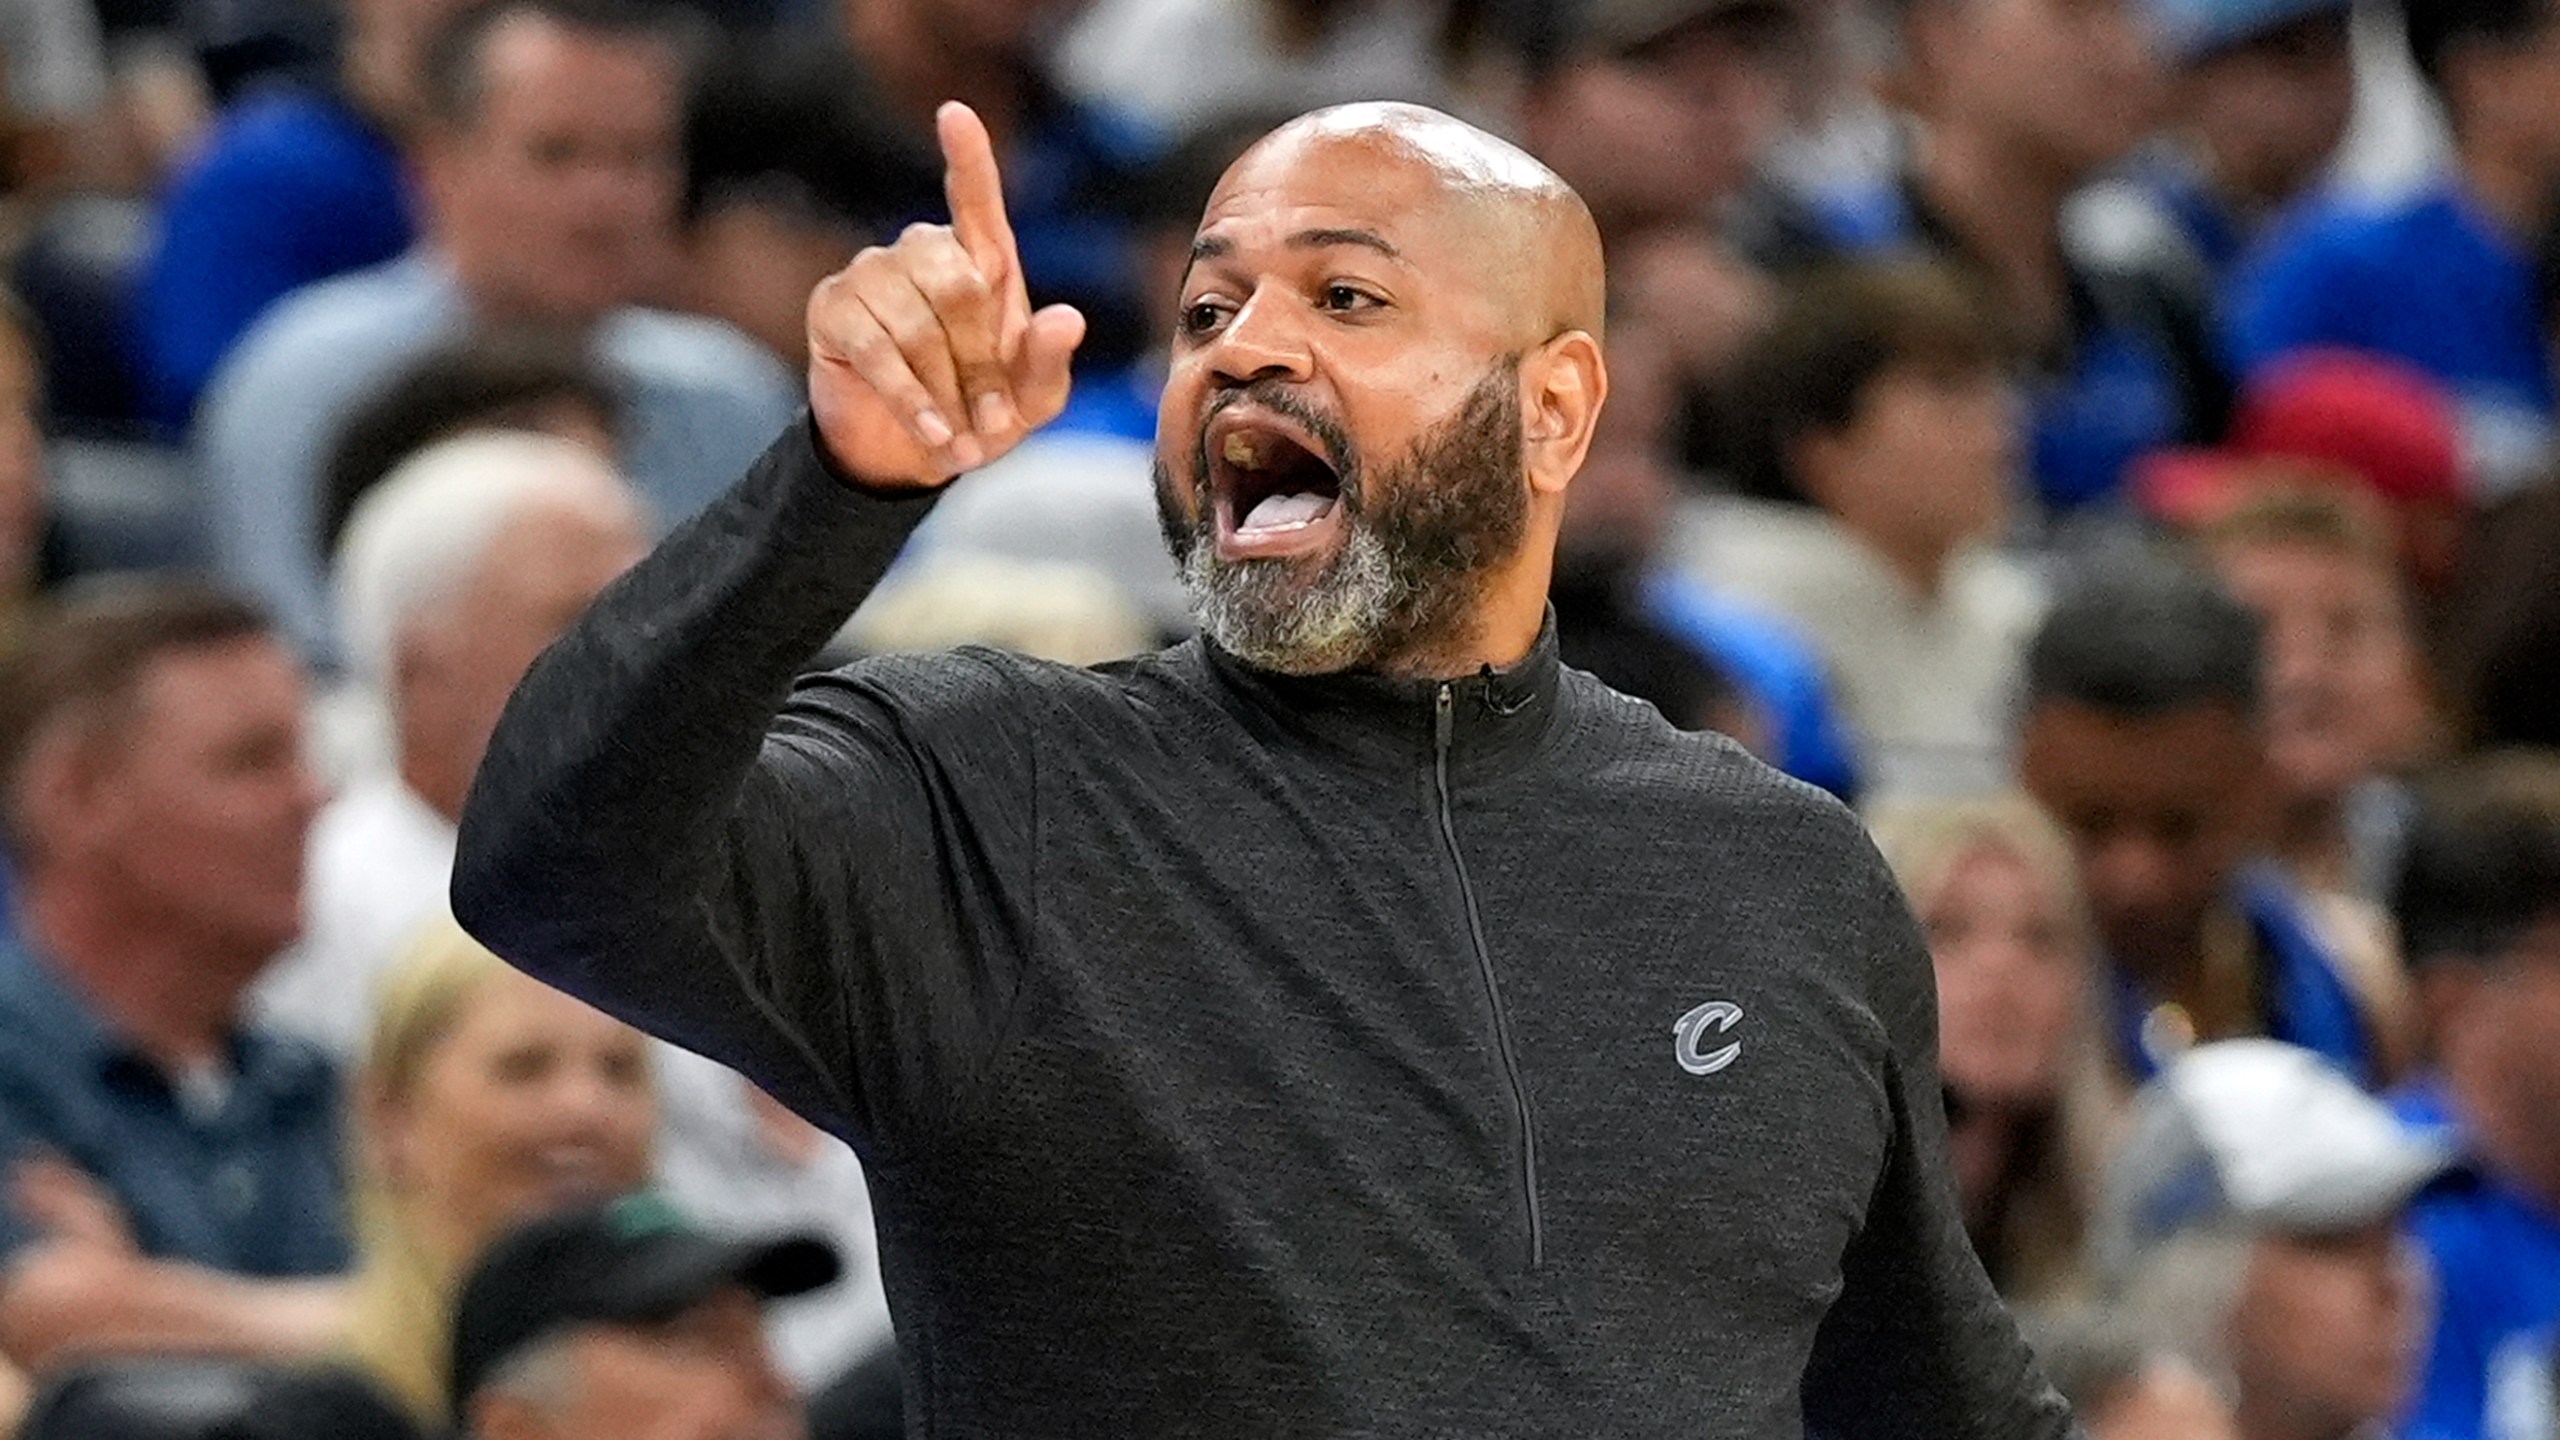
[1180,300,1230,336]
[1321,284,1380,312]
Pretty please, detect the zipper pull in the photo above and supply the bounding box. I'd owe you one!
[1434,682,1454,753]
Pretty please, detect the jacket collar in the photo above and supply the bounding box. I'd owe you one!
[1191,612,1566,785]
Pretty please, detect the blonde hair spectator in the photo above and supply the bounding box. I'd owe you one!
[343,921,657,1422]
[1868,793,2117,1302]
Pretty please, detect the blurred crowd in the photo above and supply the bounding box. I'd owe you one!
[0,0,2550,1436]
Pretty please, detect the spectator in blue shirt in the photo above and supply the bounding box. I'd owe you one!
[192,0,798,665]
[1763,0,2228,518]
[2388,754,2560,1440]
[2224,0,2560,501]
[0,579,349,1375]
[2017,549,2399,1088]
[132,0,470,428]
[2103,0,2356,288]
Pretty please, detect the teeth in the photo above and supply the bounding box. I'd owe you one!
[1223,432,1263,469]
[1242,492,1332,532]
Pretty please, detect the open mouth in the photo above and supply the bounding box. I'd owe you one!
[1207,409,1345,559]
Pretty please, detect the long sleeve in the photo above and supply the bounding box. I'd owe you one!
[1799,834,2084,1439]
[452,419,1041,1155]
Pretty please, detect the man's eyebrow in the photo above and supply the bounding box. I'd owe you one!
[1288,227,1400,259]
[1185,228,1403,265]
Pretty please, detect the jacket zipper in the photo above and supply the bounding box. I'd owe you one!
[1433,682,1544,1268]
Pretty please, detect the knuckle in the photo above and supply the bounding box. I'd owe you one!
[922,268,993,320]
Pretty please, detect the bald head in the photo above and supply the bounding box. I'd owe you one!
[1213,103,1607,347]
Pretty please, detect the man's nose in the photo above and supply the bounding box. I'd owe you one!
[1206,291,1313,387]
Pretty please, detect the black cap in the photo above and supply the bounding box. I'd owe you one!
[448,1193,841,1423]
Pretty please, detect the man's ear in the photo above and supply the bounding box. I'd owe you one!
[14,721,113,866]
[1519,330,1607,500]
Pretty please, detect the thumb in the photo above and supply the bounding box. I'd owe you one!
[1014,303,1086,426]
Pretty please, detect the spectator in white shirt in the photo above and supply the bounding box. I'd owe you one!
[255,428,648,1052]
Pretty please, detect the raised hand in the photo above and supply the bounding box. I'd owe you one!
[806,101,1086,491]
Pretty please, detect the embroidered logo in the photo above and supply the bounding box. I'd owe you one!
[1672,1000,1743,1075]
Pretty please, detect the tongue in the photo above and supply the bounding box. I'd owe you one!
[1241,491,1333,531]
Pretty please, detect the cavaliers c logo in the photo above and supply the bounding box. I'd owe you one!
[1672,1000,1743,1075]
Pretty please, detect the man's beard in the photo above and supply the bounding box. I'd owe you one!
[1154,362,1528,676]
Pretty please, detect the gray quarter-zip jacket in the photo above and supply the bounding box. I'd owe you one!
[453,420,2081,1439]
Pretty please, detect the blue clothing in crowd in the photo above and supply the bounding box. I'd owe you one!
[2108,864,2382,1086]
[2114,149,2254,286]
[1643,571,1863,803]
[1781,173,2225,515]
[2224,179,2553,498]
[1050,360,1164,446]
[1003,97,1159,368]
[0,942,349,1276]
[137,86,416,429]
[2395,1081,2560,1440]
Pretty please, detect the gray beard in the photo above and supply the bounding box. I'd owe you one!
[1179,519,1408,675]
[1157,364,1526,676]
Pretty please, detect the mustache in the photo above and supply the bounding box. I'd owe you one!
[1190,380,1361,510]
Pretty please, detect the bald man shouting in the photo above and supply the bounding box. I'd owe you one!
[454,103,2080,1437]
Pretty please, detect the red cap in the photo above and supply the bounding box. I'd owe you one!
[2135,348,2464,526]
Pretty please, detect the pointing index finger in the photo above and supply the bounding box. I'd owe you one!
[937,101,1027,323]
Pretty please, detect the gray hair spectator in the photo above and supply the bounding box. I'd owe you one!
[450,1195,833,1440]
[0,578,346,1375]
[2094,1039,2444,1440]
[255,429,647,1059]
[2389,753,2560,1440]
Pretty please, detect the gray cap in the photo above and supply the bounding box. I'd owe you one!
[2092,1039,2451,1283]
